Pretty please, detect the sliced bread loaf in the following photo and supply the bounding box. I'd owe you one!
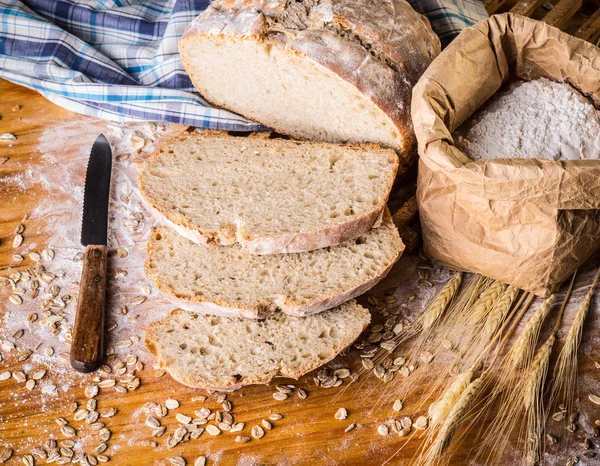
[179,0,440,155]
[139,132,399,254]
[145,301,370,389]
[145,212,403,318]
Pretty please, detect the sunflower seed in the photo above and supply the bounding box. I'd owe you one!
[589,394,600,405]
[0,371,11,381]
[272,392,288,401]
[262,419,272,430]
[152,427,166,438]
[0,133,16,141]
[393,399,403,411]
[25,379,35,390]
[0,448,13,463]
[269,414,283,421]
[129,296,146,305]
[378,425,389,436]
[13,235,23,248]
[145,416,160,428]
[252,426,265,439]
[98,379,116,388]
[13,371,26,383]
[9,294,23,305]
[194,457,206,466]
[345,423,356,433]
[230,422,244,432]
[169,456,186,466]
[235,436,251,443]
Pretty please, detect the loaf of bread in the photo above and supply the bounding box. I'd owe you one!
[145,212,403,318]
[179,0,440,156]
[139,132,399,254]
[145,301,370,390]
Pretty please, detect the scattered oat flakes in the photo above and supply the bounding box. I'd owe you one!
[235,436,251,443]
[414,416,428,430]
[176,413,192,424]
[166,399,180,410]
[272,392,288,401]
[335,408,348,420]
[205,425,220,436]
[194,458,206,466]
[393,399,403,412]
[589,394,600,405]
[378,425,389,436]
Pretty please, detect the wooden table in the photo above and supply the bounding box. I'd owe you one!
[0,63,599,466]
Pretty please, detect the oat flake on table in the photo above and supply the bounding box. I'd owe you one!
[454,78,600,161]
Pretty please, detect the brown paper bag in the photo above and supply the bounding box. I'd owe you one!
[412,13,600,296]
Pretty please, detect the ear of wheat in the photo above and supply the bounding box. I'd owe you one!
[508,295,555,370]
[523,334,556,465]
[471,280,506,323]
[549,266,600,414]
[420,273,463,331]
[483,285,519,338]
[421,376,484,466]
[428,369,473,425]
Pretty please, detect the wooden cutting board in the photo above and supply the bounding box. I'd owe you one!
[0,77,599,466]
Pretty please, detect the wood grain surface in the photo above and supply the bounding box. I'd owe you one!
[0,33,600,466]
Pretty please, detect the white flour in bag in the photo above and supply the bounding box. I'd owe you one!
[454,78,600,161]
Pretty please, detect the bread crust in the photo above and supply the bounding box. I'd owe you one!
[144,213,404,319]
[145,304,371,389]
[138,131,399,255]
[178,0,440,155]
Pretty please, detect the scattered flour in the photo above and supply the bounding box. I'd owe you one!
[454,78,600,161]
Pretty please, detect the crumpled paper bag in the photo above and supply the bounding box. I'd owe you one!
[412,13,600,296]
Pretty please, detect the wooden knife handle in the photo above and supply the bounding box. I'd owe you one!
[71,244,107,373]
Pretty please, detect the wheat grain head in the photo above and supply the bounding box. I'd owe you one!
[421,273,463,331]
[508,295,555,370]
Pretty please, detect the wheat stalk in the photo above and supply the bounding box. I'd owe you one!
[421,273,463,331]
[523,334,555,411]
[523,334,556,464]
[550,266,600,414]
[483,285,519,338]
[471,280,505,323]
[427,377,484,461]
[428,369,473,425]
[508,295,555,370]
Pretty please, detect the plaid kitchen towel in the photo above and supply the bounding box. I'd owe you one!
[0,0,488,129]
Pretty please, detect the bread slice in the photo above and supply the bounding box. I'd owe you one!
[145,301,370,390]
[179,0,440,154]
[145,212,403,318]
[139,132,399,254]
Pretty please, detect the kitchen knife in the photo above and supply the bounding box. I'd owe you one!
[71,134,112,373]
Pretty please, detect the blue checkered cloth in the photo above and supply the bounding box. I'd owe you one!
[0,0,487,128]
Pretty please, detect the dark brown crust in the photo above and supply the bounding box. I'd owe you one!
[179,0,440,155]
[138,131,399,255]
[144,305,371,389]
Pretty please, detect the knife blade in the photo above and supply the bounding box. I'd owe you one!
[71,134,112,373]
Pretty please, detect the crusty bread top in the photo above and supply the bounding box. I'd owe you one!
[145,211,403,318]
[179,0,440,154]
[139,132,398,254]
[145,301,370,389]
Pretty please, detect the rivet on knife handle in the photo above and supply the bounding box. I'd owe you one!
[71,244,107,373]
